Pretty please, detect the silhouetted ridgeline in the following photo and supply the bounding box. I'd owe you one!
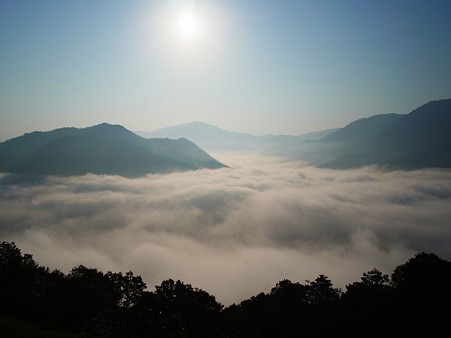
[265,99,451,169]
[1,241,451,337]
[136,121,337,152]
[0,123,226,178]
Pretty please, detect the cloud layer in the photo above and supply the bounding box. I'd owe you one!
[1,154,451,304]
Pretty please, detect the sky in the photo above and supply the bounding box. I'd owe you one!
[1,0,451,139]
[2,156,451,304]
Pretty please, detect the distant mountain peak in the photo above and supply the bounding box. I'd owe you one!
[0,124,226,178]
[85,123,130,132]
[136,121,336,152]
[185,121,214,126]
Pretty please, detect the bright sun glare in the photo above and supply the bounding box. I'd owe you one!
[177,10,199,41]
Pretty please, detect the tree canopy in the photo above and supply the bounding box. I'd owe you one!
[1,241,451,337]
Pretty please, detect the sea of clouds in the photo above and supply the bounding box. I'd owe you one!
[1,154,451,305]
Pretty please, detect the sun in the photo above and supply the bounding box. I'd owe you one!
[177,10,199,41]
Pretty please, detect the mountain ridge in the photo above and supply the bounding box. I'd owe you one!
[266,99,451,169]
[0,123,226,178]
[136,121,337,152]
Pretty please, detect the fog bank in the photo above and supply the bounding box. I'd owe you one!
[1,154,450,304]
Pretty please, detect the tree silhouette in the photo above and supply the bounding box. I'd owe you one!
[305,274,340,306]
[64,265,116,334]
[222,292,271,338]
[0,241,48,320]
[391,252,451,337]
[106,270,146,308]
[2,241,451,337]
[134,279,223,338]
[340,269,394,337]
[268,279,308,337]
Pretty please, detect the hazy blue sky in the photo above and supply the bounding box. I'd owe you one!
[1,0,451,139]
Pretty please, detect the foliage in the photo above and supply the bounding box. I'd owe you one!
[1,241,451,337]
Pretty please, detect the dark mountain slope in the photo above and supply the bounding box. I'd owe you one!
[0,124,226,177]
[322,113,403,143]
[266,99,451,170]
[378,99,451,148]
[0,127,79,170]
[144,137,226,169]
[324,99,451,169]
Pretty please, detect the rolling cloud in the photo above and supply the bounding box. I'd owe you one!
[1,154,451,304]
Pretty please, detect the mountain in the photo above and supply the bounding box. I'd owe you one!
[265,99,451,169]
[0,123,226,178]
[321,113,403,143]
[137,121,266,151]
[136,121,337,152]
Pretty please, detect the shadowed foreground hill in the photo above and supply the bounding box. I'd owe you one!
[266,99,451,169]
[0,123,226,177]
[0,317,81,338]
[1,241,451,337]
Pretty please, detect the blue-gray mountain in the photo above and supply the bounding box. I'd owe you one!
[265,99,451,169]
[0,123,226,178]
[136,121,337,152]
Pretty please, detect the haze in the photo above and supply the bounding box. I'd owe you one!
[1,0,451,139]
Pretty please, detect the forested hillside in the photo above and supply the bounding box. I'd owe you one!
[0,124,226,177]
[1,241,450,337]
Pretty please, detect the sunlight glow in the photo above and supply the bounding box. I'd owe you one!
[177,10,199,41]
